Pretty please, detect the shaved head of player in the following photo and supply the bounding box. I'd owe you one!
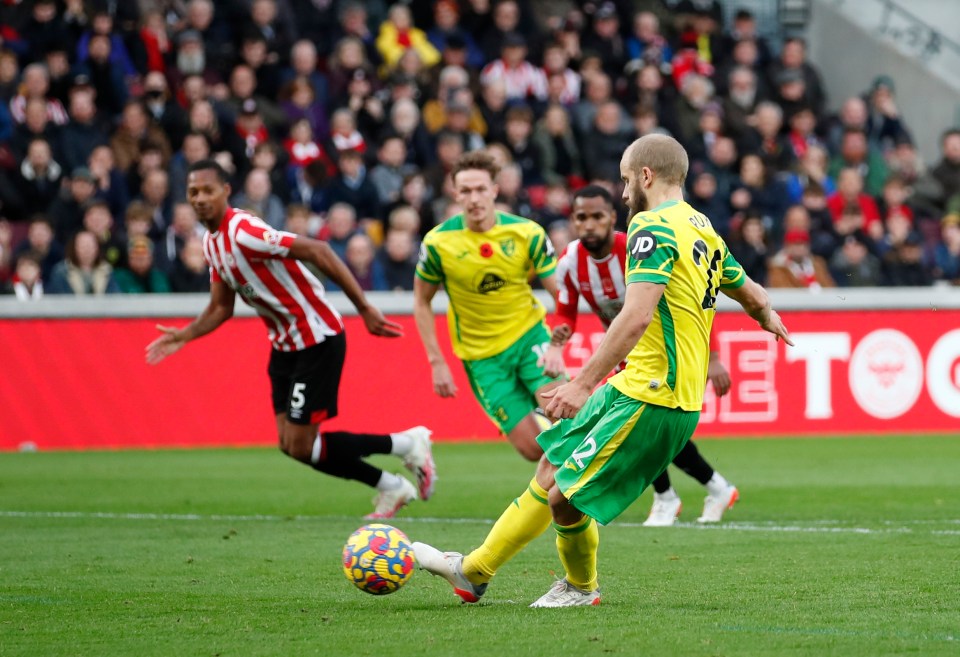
[186,162,231,230]
[570,185,617,259]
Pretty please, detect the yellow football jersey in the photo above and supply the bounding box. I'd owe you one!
[416,212,557,360]
[608,199,745,410]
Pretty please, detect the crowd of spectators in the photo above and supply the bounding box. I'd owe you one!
[1,0,959,299]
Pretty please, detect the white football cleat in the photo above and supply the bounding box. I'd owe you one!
[529,579,600,608]
[411,541,487,603]
[642,491,682,527]
[365,477,417,520]
[697,485,739,523]
[399,426,437,501]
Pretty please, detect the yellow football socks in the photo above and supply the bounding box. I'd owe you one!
[554,515,599,592]
[462,477,553,584]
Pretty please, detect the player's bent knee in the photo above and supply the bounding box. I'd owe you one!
[280,424,317,463]
[535,456,557,490]
[548,486,583,525]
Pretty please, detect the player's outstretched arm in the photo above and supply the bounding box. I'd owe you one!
[722,278,794,346]
[544,282,664,418]
[145,281,236,364]
[413,276,457,398]
[289,236,402,338]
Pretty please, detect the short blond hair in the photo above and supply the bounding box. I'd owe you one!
[626,134,688,186]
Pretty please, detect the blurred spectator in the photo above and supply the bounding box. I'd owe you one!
[225,98,272,175]
[385,99,432,171]
[885,135,942,218]
[827,167,881,230]
[581,3,627,80]
[10,97,61,162]
[932,129,960,209]
[87,144,129,221]
[727,210,770,285]
[75,10,137,79]
[674,74,715,150]
[547,219,572,257]
[785,144,835,204]
[332,2,379,64]
[137,169,173,240]
[320,202,359,261]
[237,32,283,101]
[287,159,330,215]
[722,9,772,70]
[480,33,546,104]
[882,230,930,286]
[441,91,486,152]
[385,204,422,240]
[232,168,285,230]
[326,147,380,224]
[0,220,12,285]
[424,130,464,199]
[20,0,71,66]
[768,229,835,289]
[0,50,18,102]
[742,101,795,174]
[931,213,960,284]
[284,118,334,171]
[377,228,417,291]
[689,171,731,237]
[534,183,571,228]
[168,29,222,92]
[169,131,212,206]
[495,163,533,217]
[169,235,211,293]
[427,1,485,70]
[863,75,910,152]
[478,0,530,64]
[531,104,583,188]
[137,10,173,76]
[375,4,440,76]
[75,33,128,118]
[720,66,759,141]
[386,173,433,235]
[572,72,619,137]
[114,235,171,293]
[185,98,224,154]
[13,216,62,283]
[369,135,415,206]
[541,43,581,108]
[81,199,124,268]
[110,100,173,175]
[4,250,44,300]
[13,137,62,218]
[247,0,295,65]
[155,202,202,275]
[142,72,189,151]
[502,104,543,186]
[327,107,367,156]
[730,153,789,235]
[342,233,385,290]
[686,101,723,164]
[703,135,739,201]
[423,66,484,135]
[765,37,825,119]
[582,100,633,183]
[828,129,889,197]
[47,229,119,295]
[9,62,69,126]
[479,78,508,143]
[877,174,915,225]
[227,64,287,135]
[279,76,329,141]
[280,39,330,109]
[626,11,672,70]
[830,235,883,287]
[785,106,824,161]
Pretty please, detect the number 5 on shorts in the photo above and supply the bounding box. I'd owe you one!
[291,382,306,409]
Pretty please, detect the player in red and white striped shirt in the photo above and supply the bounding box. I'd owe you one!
[540,185,739,526]
[146,160,436,519]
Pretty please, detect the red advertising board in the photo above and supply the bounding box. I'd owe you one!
[1,309,958,450]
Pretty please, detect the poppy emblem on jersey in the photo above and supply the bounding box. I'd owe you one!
[499,238,515,257]
[629,230,658,260]
[263,230,282,246]
[480,243,494,258]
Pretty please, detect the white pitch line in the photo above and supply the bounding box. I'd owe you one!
[1,510,959,536]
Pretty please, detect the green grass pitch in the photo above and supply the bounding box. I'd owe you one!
[1,436,958,657]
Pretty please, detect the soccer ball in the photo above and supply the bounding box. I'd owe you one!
[342,524,416,595]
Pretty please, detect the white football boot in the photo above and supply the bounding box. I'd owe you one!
[529,579,600,608]
[411,541,487,603]
[642,490,682,527]
[697,484,739,523]
[398,426,437,501]
[365,477,417,520]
